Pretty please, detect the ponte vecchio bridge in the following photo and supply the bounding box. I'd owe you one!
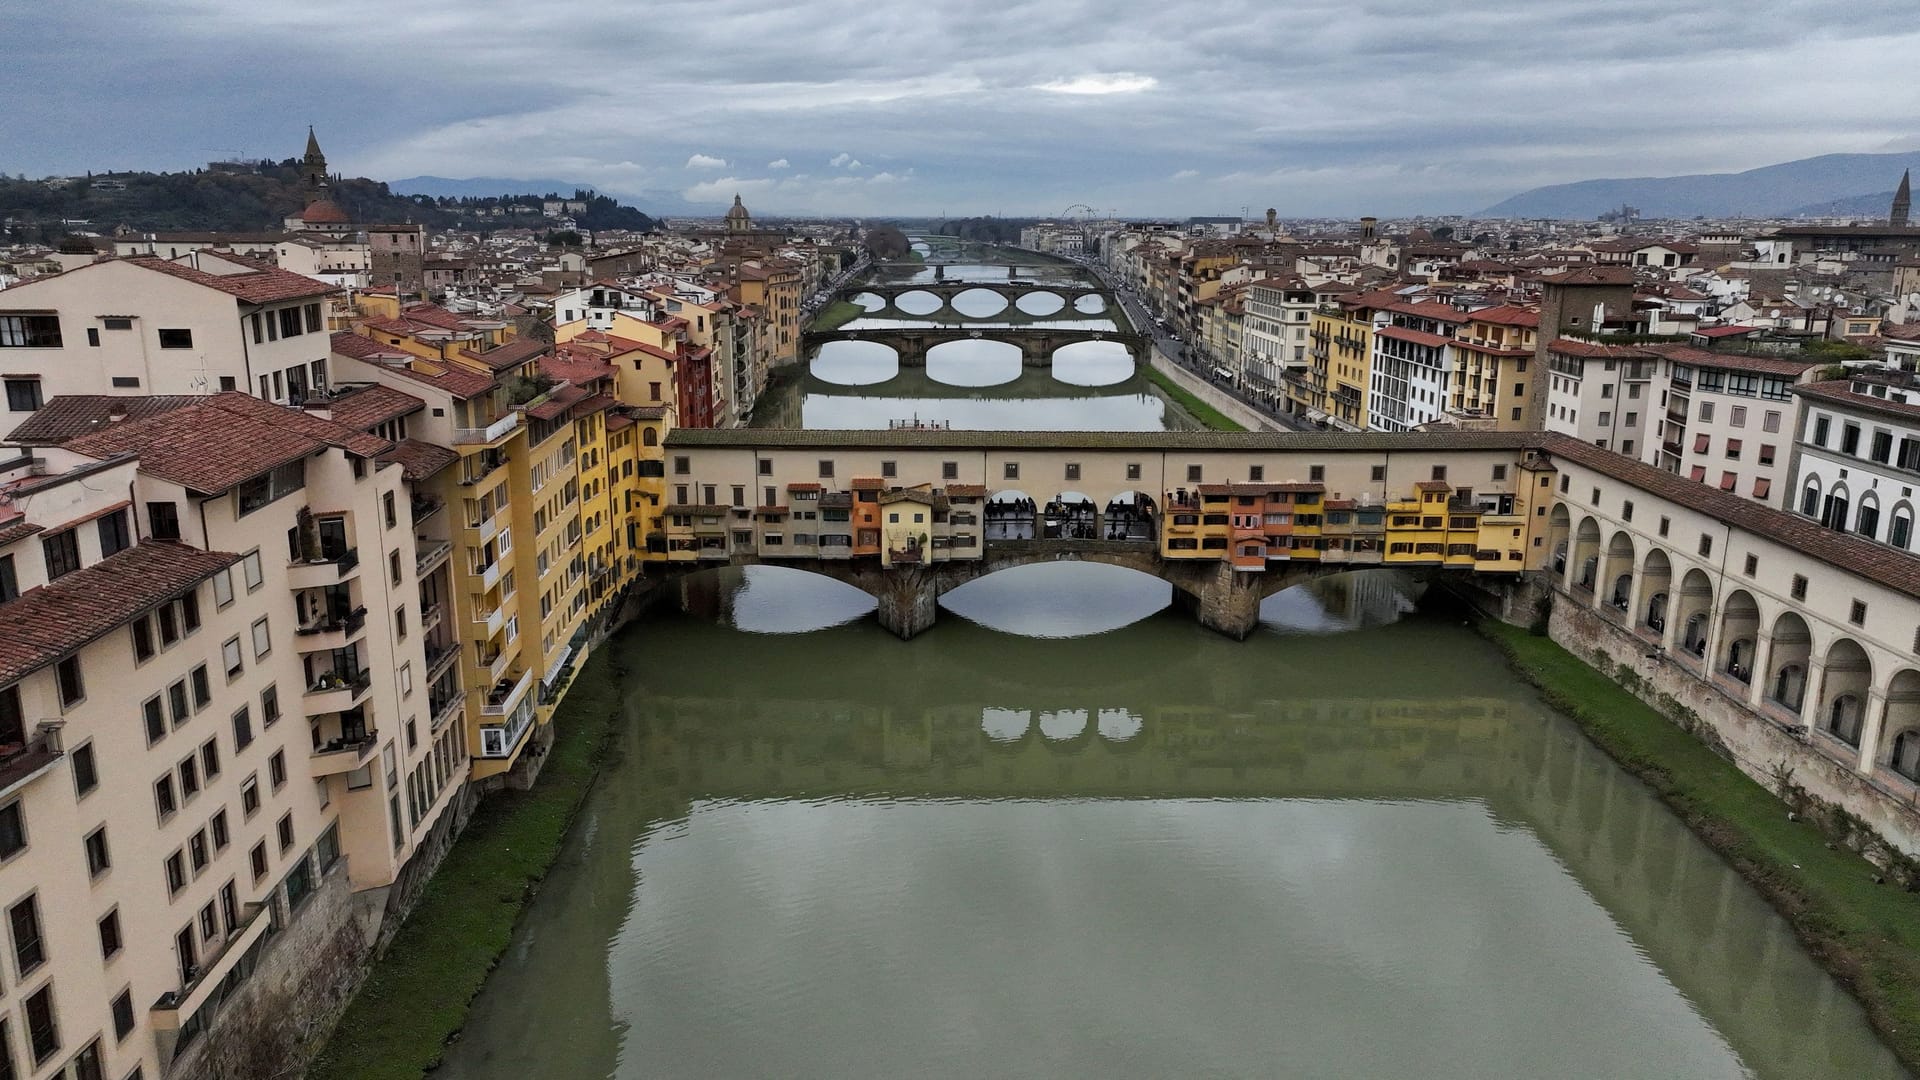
[653,426,1920,849]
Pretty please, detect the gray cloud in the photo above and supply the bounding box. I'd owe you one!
[4,0,1917,216]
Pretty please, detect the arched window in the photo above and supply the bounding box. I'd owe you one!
[1645,592,1668,632]
[1800,476,1822,518]
[1892,504,1914,550]
[1856,495,1881,540]
[1893,730,1920,783]
[1823,483,1850,532]
[642,427,658,447]
[1771,664,1806,712]
[1683,614,1708,656]
[1828,695,1864,746]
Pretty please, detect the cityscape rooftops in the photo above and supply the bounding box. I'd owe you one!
[64,391,390,494]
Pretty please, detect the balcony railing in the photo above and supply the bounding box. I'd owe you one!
[425,641,460,681]
[0,723,64,801]
[304,668,371,715]
[286,548,360,589]
[309,730,379,777]
[477,699,535,759]
[453,411,522,445]
[415,539,452,577]
[482,668,534,717]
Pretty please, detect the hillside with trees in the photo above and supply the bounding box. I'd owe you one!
[0,161,654,242]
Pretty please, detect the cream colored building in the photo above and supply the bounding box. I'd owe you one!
[0,391,466,1077]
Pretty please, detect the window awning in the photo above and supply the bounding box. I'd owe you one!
[1719,472,1738,491]
[1753,477,1772,499]
[1689,465,1707,482]
[1693,433,1711,453]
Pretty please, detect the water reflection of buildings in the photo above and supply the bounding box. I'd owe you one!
[612,689,1898,1078]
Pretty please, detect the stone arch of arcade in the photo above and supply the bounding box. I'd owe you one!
[805,326,1148,368]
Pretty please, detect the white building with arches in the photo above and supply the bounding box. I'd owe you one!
[1788,375,1920,554]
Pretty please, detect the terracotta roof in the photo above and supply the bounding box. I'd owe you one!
[850,477,886,490]
[1793,380,1920,425]
[4,396,200,446]
[569,394,616,419]
[1465,304,1540,328]
[527,383,591,420]
[1383,301,1468,324]
[1414,480,1453,491]
[377,439,459,482]
[328,331,413,363]
[944,484,988,497]
[786,482,822,491]
[1639,343,1817,376]
[541,348,618,384]
[126,256,336,304]
[323,384,424,431]
[1535,266,1634,287]
[0,520,44,548]
[1540,434,1920,600]
[300,199,351,225]
[1693,324,1760,338]
[1377,325,1452,349]
[879,488,937,505]
[65,392,390,495]
[459,337,549,373]
[1546,338,1653,360]
[0,542,240,686]
[1882,322,1920,343]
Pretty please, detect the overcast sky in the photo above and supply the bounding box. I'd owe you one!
[6,0,1919,217]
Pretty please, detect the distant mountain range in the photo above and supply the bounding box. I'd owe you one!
[388,176,725,218]
[1477,151,1920,220]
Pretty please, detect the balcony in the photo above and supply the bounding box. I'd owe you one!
[309,730,379,777]
[293,606,367,653]
[477,698,535,759]
[472,602,506,641]
[420,603,444,636]
[425,641,461,682]
[0,723,64,801]
[148,900,275,1057]
[415,538,452,577]
[286,549,360,590]
[430,690,464,732]
[482,668,535,718]
[478,557,503,592]
[459,449,510,485]
[453,411,522,446]
[304,668,371,715]
[410,495,445,525]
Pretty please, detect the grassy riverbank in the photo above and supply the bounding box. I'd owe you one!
[306,651,627,1080]
[1144,365,1245,432]
[1479,619,1920,1070]
[808,299,865,332]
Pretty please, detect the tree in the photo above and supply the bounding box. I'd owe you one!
[546,229,582,248]
[863,224,911,260]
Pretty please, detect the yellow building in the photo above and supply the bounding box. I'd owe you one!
[1449,305,1541,429]
[1306,292,1389,429]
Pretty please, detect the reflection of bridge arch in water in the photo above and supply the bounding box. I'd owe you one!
[800,360,1155,400]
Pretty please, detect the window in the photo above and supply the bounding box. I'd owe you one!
[164,850,185,895]
[1064,463,1080,482]
[9,895,44,974]
[0,554,14,602]
[1851,600,1868,626]
[1791,574,1807,600]
[1729,405,1747,427]
[71,742,97,797]
[143,698,166,746]
[1697,400,1714,422]
[818,460,834,478]
[111,990,133,1041]
[241,776,260,818]
[56,656,84,709]
[157,328,193,349]
[0,803,21,860]
[96,510,130,558]
[1622,500,1634,522]
[277,812,294,853]
[251,617,271,659]
[1371,465,1386,483]
[250,841,268,883]
[200,738,221,780]
[232,706,253,751]
[212,568,233,608]
[261,685,280,727]
[1813,415,1831,446]
[178,756,199,800]
[1764,410,1781,433]
[148,499,177,538]
[1759,444,1775,466]
[389,550,402,586]
[1248,465,1264,482]
[269,750,286,790]
[97,909,121,960]
[1743,553,1757,576]
[1126,463,1142,481]
[3,378,43,413]
[942,461,959,480]
[154,775,177,821]
[222,637,244,680]
[1842,423,1861,455]
[0,315,61,349]
[242,550,263,590]
[1698,534,1713,557]
[24,984,57,1065]
[1005,462,1020,480]
[84,827,110,877]
[190,664,211,709]
[42,529,80,581]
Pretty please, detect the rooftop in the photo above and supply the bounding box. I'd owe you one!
[65,392,390,495]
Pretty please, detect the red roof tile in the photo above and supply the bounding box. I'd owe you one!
[1377,325,1452,348]
[4,396,200,446]
[126,256,337,304]
[323,384,424,431]
[377,439,458,482]
[65,393,390,494]
[0,542,239,685]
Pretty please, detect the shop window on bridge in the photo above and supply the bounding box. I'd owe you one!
[1200,538,1228,550]
[1168,538,1199,551]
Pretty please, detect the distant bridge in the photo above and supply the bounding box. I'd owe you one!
[849,278,1116,317]
[805,326,1149,366]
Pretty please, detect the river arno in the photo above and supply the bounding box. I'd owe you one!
[436,568,1906,1079]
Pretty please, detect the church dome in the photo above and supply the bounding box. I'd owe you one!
[301,199,351,225]
[725,194,751,225]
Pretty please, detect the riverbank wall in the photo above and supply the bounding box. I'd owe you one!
[1147,350,1284,432]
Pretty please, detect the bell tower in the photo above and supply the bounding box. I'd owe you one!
[302,126,330,204]
[1893,169,1911,228]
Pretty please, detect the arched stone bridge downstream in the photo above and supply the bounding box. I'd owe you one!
[849,278,1115,317]
[804,326,1149,366]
